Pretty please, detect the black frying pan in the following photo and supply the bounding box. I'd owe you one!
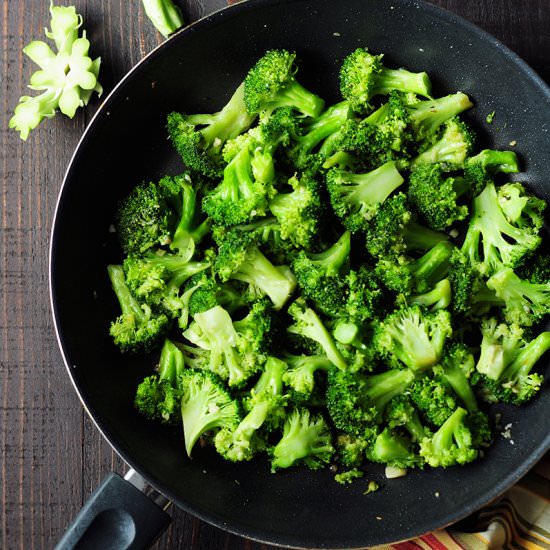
[50,0,550,547]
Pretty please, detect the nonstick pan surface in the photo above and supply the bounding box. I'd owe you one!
[50,0,550,547]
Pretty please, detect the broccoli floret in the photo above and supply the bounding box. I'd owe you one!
[385,395,428,442]
[487,267,550,327]
[183,304,270,387]
[123,252,210,306]
[461,182,541,276]
[336,91,412,167]
[326,367,414,436]
[342,266,384,324]
[326,161,405,232]
[409,375,458,427]
[408,164,472,230]
[335,433,369,468]
[375,241,453,294]
[375,305,452,372]
[406,92,473,143]
[180,368,241,456]
[339,47,432,114]
[215,230,297,310]
[447,248,503,317]
[134,338,186,422]
[270,408,334,470]
[167,83,256,177]
[517,254,550,284]
[473,318,550,405]
[269,171,324,249]
[419,407,478,467]
[244,50,325,118]
[287,298,347,370]
[464,149,520,195]
[214,356,287,461]
[287,101,353,169]
[291,231,351,317]
[411,117,474,169]
[365,194,449,259]
[367,428,422,469]
[202,145,275,227]
[282,354,333,402]
[107,265,169,353]
[497,182,546,233]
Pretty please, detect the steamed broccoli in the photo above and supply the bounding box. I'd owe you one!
[215,356,287,461]
[134,338,186,422]
[215,230,297,310]
[244,50,325,117]
[464,149,520,194]
[326,161,405,232]
[419,407,478,467]
[107,264,169,353]
[339,47,432,114]
[473,319,550,405]
[167,83,256,177]
[270,408,335,470]
[326,367,414,437]
[282,354,333,402]
[180,368,241,456]
[461,182,541,276]
[367,428,422,469]
[375,305,452,372]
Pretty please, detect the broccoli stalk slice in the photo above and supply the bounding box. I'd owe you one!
[461,183,540,275]
[271,408,334,470]
[419,407,477,467]
[180,369,241,457]
[327,161,404,230]
[407,92,473,141]
[287,300,347,370]
[142,0,184,37]
[487,267,550,326]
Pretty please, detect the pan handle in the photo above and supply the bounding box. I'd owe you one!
[54,470,171,550]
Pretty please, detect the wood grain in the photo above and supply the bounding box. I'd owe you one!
[0,1,548,549]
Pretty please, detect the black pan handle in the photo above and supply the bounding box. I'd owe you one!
[55,470,171,550]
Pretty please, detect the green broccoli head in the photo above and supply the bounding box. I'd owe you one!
[244,49,325,117]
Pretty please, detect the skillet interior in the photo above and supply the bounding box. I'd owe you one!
[50,0,550,547]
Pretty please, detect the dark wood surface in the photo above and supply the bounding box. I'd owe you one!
[1,1,549,549]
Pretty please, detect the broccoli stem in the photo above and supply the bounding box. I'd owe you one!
[107,264,146,323]
[306,230,351,277]
[502,331,550,380]
[276,80,326,118]
[201,83,256,144]
[363,369,414,410]
[404,222,449,252]
[158,339,185,385]
[408,92,473,138]
[407,279,452,310]
[373,67,432,98]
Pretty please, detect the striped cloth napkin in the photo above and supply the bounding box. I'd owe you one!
[373,453,550,550]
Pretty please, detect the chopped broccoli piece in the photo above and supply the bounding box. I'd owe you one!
[464,149,520,194]
[167,83,256,177]
[339,47,432,113]
[282,354,333,402]
[215,230,297,310]
[180,369,241,456]
[107,265,169,353]
[367,428,422,469]
[244,50,325,117]
[375,305,452,372]
[271,408,334,470]
[327,161,405,232]
[419,407,478,467]
[141,0,184,37]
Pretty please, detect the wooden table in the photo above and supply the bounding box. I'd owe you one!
[1,1,549,548]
